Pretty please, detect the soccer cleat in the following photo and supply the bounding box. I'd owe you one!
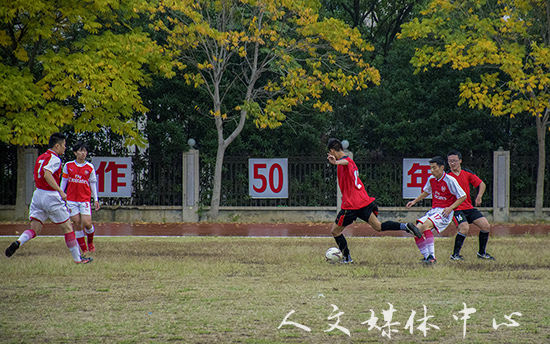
[477,252,495,260]
[450,254,464,261]
[88,243,95,252]
[75,257,93,264]
[340,255,354,264]
[5,241,20,258]
[424,255,437,264]
[405,223,423,238]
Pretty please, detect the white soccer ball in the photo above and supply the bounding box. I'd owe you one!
[325,247,343,263]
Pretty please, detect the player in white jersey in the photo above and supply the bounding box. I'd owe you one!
[406,156,466,264]
[5,133,92,264]
[61,141,100,253]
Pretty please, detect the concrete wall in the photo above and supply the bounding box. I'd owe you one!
[2,205,549,224]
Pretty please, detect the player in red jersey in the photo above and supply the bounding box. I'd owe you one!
[4,133,92,264]
[61,141,100,254]
[406,156,466,264]
[327,138,422,263]
[447,150,494,261]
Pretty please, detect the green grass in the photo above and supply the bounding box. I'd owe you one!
[1,235,550,343]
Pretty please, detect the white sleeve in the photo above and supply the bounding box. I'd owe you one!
[60,163,68,191]
[422,177,433,194]
[60,178,68,191]
[90,182,99,201]
[89,166,99,200]
[44,155,62,174]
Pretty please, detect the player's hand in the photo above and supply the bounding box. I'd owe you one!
[442,207,453,217]
[475,197,482,207]
[327,153,336,164]
[95,201,101,211]
[58,190,67,202]
[406,201,415,208]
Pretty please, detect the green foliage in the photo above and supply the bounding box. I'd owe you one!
[400,0,550,121]
[0,0,172,146]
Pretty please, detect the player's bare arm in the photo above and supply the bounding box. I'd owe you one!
[406,191,430,208]
[475,181,486,207]
[442,195,467,217]
[44,169,67,201]
[327,153,349,166]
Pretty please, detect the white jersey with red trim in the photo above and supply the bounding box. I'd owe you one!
[34,149,62,191]
[422,172,465,209]
[62,161,97,202]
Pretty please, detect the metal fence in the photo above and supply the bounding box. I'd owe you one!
[1,150,548,208]
[199,156,338,207]
[0,145,17,205]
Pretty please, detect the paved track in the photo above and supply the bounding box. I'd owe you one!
[1,222,549,237]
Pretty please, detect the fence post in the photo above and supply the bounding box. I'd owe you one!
[493,148,510,222]
[182,141,200,222]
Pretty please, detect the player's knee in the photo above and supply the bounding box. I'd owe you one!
[331,227,343,237]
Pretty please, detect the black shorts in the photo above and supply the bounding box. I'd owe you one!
[335,202,379,227]
[453,208,485,226]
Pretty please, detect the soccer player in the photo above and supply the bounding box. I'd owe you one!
[61,141,100,254]
[327,138,422,263]
[4,133,93,264]
[447,150,495,260]
[406,156,466,264]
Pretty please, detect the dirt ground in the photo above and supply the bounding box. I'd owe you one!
[0,222,549,237]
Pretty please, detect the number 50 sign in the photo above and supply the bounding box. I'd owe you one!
[249,159,288,199]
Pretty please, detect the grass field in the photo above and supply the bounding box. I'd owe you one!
[1,235,550,343]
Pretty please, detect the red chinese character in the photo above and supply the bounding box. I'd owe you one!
[96,161,127,193]
[407,163,431,188]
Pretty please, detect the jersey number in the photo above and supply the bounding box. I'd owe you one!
[37,159,45,179]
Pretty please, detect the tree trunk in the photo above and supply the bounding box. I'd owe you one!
[208,138,227,220]
[534,110,548,221]
[15,146,27,221]
[207,110,248,220]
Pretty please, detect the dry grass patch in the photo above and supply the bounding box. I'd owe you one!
[1,235,549,343]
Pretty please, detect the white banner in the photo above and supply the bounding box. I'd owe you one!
[249,158,288,199]
[91,157,132,197]
[403,158,432,199]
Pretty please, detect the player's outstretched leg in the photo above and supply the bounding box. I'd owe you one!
[5,241,20,257]
[5,229,37,258]
[405,223,423,238]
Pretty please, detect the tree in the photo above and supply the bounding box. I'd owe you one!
[152,0,380,219]
[320,0,425,63]
[400,0,550,219]
[0,0,171,218]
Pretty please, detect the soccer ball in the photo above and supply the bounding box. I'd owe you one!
[325,247,343,263]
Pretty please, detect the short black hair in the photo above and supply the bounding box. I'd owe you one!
[48,133,66,149]
[447,150,462,160]
[73,141,89,152]
[327,138,343,152]
[429,156,446,167]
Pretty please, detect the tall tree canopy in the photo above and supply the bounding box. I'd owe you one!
[400,0,550,219]
[152,0,381,218]
[0,0,171,147]
[0,0,171,218]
